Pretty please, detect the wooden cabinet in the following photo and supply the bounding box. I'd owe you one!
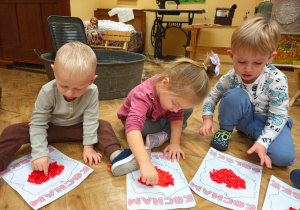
[0,0,70,66]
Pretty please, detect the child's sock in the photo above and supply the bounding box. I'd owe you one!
[109,150,122,162]
[211,128,232,151]
[111,147,151,177]
[145,131,169,149]
[290,169,300,189]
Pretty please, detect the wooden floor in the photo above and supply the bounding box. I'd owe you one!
[0,61,299,210]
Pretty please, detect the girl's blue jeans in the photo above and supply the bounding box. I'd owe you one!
[218,88,295,167]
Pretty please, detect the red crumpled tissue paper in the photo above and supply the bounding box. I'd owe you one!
[138,166,174,187]
[27,161,64,184]
[210,168,246,189]
[288,207,300,210]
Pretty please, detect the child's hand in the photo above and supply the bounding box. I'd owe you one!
[32,156,50,176]
[163,144,185,162]
[83,145,103,166]
[247,142,272,169]
[140,162,158,185]
[199,116,214,137]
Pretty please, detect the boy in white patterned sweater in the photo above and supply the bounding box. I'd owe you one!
[199,15,295,169]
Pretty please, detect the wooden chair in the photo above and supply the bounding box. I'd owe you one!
[92,30,131,51]
[289,65,300,107]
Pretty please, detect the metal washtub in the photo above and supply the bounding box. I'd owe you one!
[36,49,146,100]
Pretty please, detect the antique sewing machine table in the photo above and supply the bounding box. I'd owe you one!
[144,9,205,58]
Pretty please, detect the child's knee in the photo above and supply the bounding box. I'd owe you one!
[183,108,193,122]
[221,89,248,107]
[98,119,113,129]
[183,108,193,117]
[219,89,251,115]
[1,124,18,136]
[269,151,295,167]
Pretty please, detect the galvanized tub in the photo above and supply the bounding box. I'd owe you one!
[36,49,146,100]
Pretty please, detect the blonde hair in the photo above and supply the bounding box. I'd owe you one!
[156,52,216,106]
[231,14,281,55]
[54,41,97,79]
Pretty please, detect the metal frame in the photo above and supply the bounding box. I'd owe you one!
[150,11,198,58]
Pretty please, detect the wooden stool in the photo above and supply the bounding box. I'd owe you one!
[92,30,131,51]
[289,65,300,106]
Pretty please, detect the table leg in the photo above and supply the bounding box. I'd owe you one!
[154,23,163,58]
[289,68,300,106]
[185,30,192,58]
[289,90,300,107]
[152,16,164,59]
[191,29,200,60]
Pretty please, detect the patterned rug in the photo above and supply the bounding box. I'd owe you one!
[142,57,170,81]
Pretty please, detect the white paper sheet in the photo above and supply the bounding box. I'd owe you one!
[127,152,196,209]
[262,175,300,209]
[0,146,93,210]
[189,147,262,210]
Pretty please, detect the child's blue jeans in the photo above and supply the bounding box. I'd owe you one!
[218,88,295,167]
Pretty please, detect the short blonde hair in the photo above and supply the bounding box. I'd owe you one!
[54,41,97,79]
[231,14,281,55]
[156,52,215,106]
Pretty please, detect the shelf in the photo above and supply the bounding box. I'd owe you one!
[271,63,296,68]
